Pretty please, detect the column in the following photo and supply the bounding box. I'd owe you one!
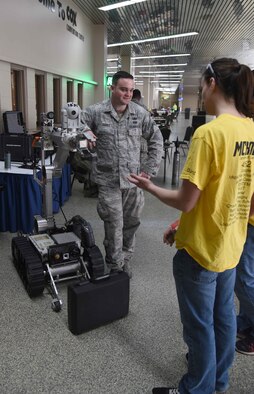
[152,85,160,109]
[0,61,12,132]
[25,68,37,131]
[149,82,155,109]
[93,24,107,102]
[142,78,149,109]
[45,73,54,113]
[61,77,68,107]
[121,56,131,73]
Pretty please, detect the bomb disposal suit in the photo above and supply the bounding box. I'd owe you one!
[81,100,163,272]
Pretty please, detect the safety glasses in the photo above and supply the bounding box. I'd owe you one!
[206,63,216,78]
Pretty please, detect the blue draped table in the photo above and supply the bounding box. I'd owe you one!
[0,162,71,233]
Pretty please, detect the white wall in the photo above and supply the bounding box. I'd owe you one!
[0,0,95,81]
[0,61,12,114]
[25,68,37,129]
[92,24,108,103]
[0,0,107,130]
[45,74,54,111]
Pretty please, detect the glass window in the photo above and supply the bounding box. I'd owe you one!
[35,74,46,127]
[11,69,25,120]
[78,83,83,107]
[53,78,61,125]
[67,80,74,102]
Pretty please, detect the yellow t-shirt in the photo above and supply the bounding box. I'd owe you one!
[249,215,254,226]
[175,114,254,272]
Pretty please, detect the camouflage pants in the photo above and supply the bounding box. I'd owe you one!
[97,185,145,267]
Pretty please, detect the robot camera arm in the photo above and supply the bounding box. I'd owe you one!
[52,102,95,173]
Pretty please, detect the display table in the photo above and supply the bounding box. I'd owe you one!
[0,161,71,233]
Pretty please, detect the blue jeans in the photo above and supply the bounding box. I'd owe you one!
[173,249,236,394]
[235,223,254,337]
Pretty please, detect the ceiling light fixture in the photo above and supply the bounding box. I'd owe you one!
[131,54,191,60]
[138,75,182,78]
[140,70,185,74]
[156,87,178,89]
[135,76,181,80]
[156,88,177,92]
[99,0,148,11]
[108,32,198,47]
[149,80,179,83]
[137,76,183,79]
[134,63,187,68]
[144,77,182,80]
[107,58,119,62]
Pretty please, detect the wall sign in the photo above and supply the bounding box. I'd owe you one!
[38,0,84,41]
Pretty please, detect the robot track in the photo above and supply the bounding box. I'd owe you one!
[12,236,45,297]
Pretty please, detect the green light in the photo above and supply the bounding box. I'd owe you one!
[83,79,98,86]
[78,73,98,86]
[107,76,113,86]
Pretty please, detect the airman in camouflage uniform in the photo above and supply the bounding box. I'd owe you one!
[81,71,163,277]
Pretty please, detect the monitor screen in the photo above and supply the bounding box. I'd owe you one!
[3,111,25,134]
[0,134,33,162]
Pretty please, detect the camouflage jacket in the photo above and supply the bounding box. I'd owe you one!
[81,99,163,188]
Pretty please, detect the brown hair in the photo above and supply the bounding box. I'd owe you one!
[203,58,254,117]
[132,89,142,100]
[112,71,133,86]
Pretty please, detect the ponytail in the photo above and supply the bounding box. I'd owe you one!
[234,64,254,118]
[203,58,254,117]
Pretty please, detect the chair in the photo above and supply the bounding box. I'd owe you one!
[192,115,206,133]
[160,126,174,182]
[178,126,194,156]
[160,126,171,142]
[165,113,174,126]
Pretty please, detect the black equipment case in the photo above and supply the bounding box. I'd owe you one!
[68,271,130,335]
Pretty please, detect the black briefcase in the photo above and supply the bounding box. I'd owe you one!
[68,271,130,335]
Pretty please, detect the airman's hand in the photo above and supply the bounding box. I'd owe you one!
[84,130,97,150]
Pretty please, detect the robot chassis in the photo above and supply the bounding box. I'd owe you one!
[11,103,105,312]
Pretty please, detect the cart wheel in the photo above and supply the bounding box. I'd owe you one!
[51,299,62,312]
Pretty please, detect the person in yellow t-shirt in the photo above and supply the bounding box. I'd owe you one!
[128,58,254,394]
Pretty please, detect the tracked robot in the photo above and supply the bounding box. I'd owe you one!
[11,103,105,312]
